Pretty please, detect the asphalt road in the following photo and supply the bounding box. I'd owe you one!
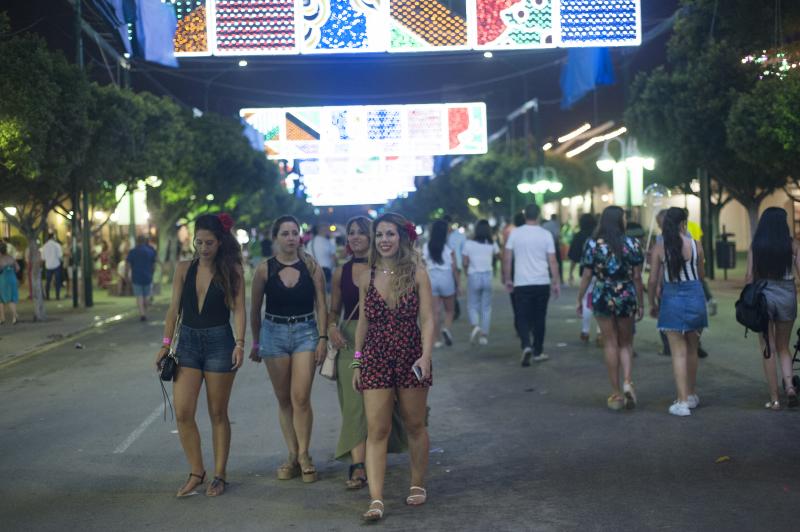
[1,283,799,531]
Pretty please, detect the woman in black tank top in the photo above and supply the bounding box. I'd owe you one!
[156,214,246,497]
[249,215,328,483]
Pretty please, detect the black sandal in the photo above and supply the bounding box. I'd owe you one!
[206,476,228,497]
[345,462,367,490]
[176,471,205,498]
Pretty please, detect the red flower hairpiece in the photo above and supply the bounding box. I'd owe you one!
[404,222,418,242]
[217,213,235,234]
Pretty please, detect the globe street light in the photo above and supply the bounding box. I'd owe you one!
[518,166,563,206]
[595,137,655,212]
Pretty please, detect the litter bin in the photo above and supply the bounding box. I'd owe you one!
[716,232,736,279]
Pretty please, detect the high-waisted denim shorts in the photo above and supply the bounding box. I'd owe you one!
[258,318,319,358]
[429,268,456,297]
[175,323,236,373]
[658,280,708,333]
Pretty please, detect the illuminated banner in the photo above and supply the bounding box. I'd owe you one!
[240,103,488,159]
[168,1,641,56]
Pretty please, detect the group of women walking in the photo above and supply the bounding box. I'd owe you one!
[576,205,800,415]
[155,212,433,522]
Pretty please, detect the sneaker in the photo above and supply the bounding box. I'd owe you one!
[469,326,481,345]
[442,328,453,346]
[707,299,718,317]
[669,401,691,416]
[434,341,444,349]
[478,336,488,346]
[687,394,700,409]
[532,353,549,363]
[520,347,533,367]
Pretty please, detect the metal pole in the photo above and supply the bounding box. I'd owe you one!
[699,167,714,279]
[72,1,83,307]
[82,191,93,307]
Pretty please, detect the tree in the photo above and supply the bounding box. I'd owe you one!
[0,31,92,320]
[626,0,800,235]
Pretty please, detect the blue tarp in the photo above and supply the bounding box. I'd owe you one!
[560,48,615,109]
[92,0,132,54]
[135,0,178,67]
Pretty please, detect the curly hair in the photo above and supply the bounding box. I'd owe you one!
[193,214,243,309]
[369,212,420,300]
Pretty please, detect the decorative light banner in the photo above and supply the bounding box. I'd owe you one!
[240,103,488,159]
[299,155,432,205]
[168,0,641,56]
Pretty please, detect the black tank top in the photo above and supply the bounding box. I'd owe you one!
[180,260,230,328]
[264,257,315,316]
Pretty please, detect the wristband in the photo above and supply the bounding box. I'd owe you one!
[162,337,172,346]
[252,342,260,349]
[354,351,363,359]
[349,361,362,369]
[318,335,328,340]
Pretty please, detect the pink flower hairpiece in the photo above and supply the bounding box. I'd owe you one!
[217,213,235,234]
[404,222,418,243]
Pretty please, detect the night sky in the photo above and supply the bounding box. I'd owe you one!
[2,0,679,145]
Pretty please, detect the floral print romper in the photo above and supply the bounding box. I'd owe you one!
[581,236,644,317]
[359,268,432,390]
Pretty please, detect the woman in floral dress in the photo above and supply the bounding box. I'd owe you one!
[576,206,644,411]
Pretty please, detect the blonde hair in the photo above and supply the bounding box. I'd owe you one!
[368,212,420,300]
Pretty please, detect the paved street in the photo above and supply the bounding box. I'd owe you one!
[1,280,799,531]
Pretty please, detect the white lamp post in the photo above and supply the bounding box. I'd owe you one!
[596,137,654,211]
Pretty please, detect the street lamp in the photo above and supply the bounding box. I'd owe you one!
[518,166,563,206]
[595,137,654,212]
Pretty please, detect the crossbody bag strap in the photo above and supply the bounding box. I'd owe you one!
[340,303,359,329]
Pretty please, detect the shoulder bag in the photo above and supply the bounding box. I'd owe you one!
[320,304,359,381]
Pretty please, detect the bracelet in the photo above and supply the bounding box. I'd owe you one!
[235,338,244,344]
[318,335,328,340]
[349,361,361,369]
[252,342,259,349]
[354,351,363,359]
[162,337,172,346]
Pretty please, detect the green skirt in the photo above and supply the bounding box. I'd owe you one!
[334,321,408,462]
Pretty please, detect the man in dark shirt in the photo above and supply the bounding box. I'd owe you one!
[125,235,157,321]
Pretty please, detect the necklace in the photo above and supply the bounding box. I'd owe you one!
[381,268,395,276]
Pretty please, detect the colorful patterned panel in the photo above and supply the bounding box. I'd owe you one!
[447,104,488,154]
[474,0,555,48]
[215,0,296,53]
[389,0,467,50]
[367,109,401,140]
[171,0,209,54]
[560,0,640,46]
[407,107,444,153]
[302,0,384,52]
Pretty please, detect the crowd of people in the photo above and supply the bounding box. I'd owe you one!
[153,204,799,521]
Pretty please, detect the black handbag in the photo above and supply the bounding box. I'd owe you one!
[157,310,182,419]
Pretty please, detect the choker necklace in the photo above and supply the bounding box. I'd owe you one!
[352,257,368,263]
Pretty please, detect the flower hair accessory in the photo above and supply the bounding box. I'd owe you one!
[404,222,418,242]
[217,213,235,234]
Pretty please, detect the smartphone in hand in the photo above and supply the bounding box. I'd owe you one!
[412,365,423,382]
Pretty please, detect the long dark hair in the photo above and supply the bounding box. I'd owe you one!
[577,213,596,235]
[662,207,688,281]
[428,219,448,265]
[752,207,793,280]
[194,214,242,309]
[593,206,625,259]
[473,219,493,244]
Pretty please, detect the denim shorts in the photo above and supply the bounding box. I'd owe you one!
[762,279,797,322]
[658,280,708,333]
[175,323,236,373]
[132,283,151,297]
[429,268,456,297]
[258,318,319,358]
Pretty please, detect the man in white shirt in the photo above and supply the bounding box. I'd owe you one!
[41,233,63,300]
[308,225,337,292]
[503,204,560,366]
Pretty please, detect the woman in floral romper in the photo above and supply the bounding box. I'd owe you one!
[352,212,435,522]
[576,206,645,411]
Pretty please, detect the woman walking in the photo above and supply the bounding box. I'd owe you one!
[745,207,800,410]
[462,219,500,345]
[327,216,407,489]
[155,213,246,497]
[352,212,434,521]
[423,219,458,347]
[576,206,644,411]
[250,215,328,482]
[0,242,20,325]
[568,213,597,343]
[648,208,708,416]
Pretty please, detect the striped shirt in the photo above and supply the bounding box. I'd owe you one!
[663,239,699,283]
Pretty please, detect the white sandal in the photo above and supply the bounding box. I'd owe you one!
[406,486,427,506]
[362,500,384,521]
